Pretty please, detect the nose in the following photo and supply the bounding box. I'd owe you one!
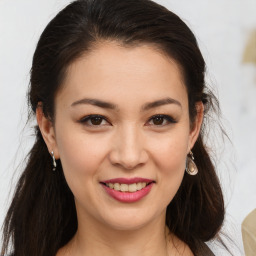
[109,124,149,170]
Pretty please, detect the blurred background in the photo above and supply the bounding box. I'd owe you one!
[0,0,256,255]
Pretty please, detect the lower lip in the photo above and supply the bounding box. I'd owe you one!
[102,183,154,203]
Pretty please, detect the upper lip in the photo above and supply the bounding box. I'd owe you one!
[101,177,155,184]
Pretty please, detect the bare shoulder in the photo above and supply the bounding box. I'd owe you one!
[166,232,194,256]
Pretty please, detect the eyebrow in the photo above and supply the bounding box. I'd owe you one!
[71,97,182,111]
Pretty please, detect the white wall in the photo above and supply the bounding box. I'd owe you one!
[1,0,256,255]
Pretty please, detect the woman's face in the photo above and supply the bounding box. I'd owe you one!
[39,41,202,231]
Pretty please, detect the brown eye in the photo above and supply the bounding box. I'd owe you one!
[90,116,103,125]
[152,116,164,125]
[148,114,177,126]
[79,115,109,126]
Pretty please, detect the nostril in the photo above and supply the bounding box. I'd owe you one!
[108,145,149,170]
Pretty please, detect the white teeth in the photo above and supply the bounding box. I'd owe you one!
[120,184,128,192]
[128,183,137,192]
[114,183,120,190]
[106,182,150,192]
[137,182,142,190]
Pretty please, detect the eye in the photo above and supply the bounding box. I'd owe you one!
[147,114,177,126]
[79,115,110,126]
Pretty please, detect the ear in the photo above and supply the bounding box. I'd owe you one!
[36,103,59,159]
[187,101,204,152]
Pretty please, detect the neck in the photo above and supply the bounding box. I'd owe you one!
[63,210,171,256]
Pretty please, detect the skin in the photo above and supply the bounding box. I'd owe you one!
[37,41,203,256]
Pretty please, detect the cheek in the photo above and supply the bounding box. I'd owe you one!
[150,128,189,173]
[148,127,189,202]
[157,141,187,173]
[155,140,187,187]
[55,126,110,191]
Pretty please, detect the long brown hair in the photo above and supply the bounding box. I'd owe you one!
[1,0,226,255]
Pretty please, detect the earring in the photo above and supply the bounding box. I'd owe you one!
[185,151,198,175]
[51,151,57,171]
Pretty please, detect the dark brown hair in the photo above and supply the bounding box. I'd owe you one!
[1,0,226,255]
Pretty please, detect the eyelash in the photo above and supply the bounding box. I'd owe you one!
[79,114,177,127]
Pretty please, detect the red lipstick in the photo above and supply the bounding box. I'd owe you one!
[100,177,155,203]
[101,177,154,184]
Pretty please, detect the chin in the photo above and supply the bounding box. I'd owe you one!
[98,207,162,232]
[105,219,150,231]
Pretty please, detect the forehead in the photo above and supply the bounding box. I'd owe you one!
[57,41,188,109]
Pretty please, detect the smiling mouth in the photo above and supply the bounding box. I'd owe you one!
[101,181,155,193]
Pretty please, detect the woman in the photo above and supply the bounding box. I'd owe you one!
[1,0,226,255]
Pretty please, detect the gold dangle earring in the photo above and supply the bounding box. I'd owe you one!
[51,151,57,171]
[185,151,198,175]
